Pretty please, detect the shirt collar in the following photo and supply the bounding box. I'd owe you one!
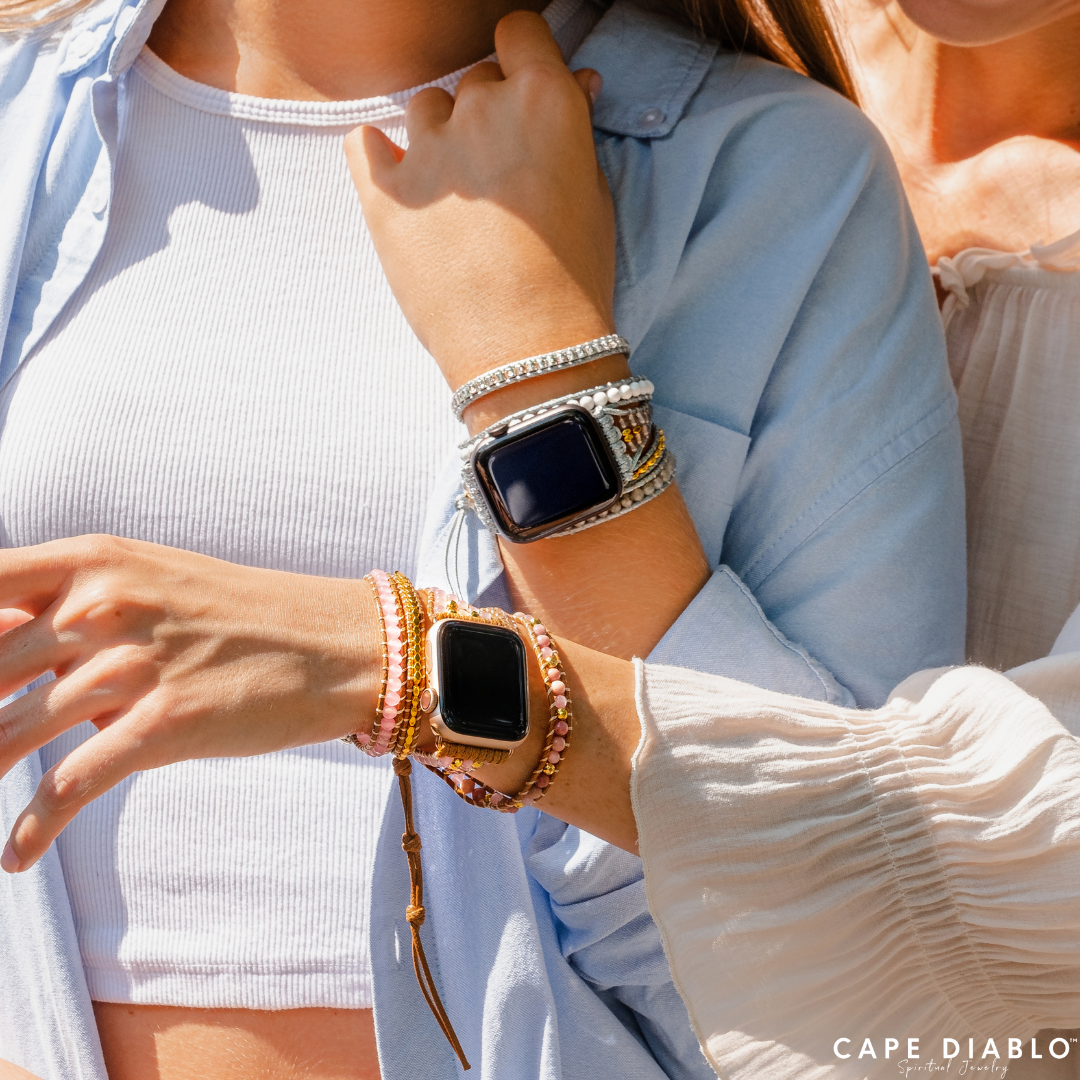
[572,0,717,138]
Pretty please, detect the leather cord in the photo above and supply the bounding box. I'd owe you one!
[393,757,471,1071]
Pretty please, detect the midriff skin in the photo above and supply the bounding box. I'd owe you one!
[92,1004,381,1080]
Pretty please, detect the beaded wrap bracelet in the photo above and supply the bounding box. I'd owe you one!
[450,333,630,421]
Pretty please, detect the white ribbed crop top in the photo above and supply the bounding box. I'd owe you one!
[0,0,593,1009]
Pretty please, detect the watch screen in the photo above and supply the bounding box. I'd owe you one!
[438,622,529,742]
[478,411,620,534]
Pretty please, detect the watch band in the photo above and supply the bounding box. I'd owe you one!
[451,334,631,421]
[459,378,662,536]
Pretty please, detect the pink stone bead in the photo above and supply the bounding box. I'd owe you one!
[386,677,402,695]
[388,643,403,657]
[535,634,550,648]
[490,793,504,806]
[384,690,401,707]
[533,624,548,637]
[388,664,403,680]
[554,695,567,708]
[552,737,566,752]
[545,667,560,682]
[550,680,566,696]
[356,732,371,745]
[540,646,554,660]
[548,751,560,764]
[554,720,569,736]
[536,774,550,788]
[385,626,402,641]
[382,706,397,721]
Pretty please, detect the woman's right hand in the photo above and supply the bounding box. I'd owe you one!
[0,535,381,874]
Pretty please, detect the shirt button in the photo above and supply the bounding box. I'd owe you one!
[637,107,665,128]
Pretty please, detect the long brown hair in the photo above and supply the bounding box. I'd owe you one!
[0,0,855,103]
[648,0,856,101]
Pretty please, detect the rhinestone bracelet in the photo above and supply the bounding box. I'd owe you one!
[450,333,630,421]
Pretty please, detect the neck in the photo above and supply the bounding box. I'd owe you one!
[843,2,1080,164]
[147,0,548,100]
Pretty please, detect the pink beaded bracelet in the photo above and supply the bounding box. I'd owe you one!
[350,569,410,757]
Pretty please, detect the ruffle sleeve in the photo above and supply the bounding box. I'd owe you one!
[631,661,1080,1079]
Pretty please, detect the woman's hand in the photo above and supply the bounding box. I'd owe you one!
[0,536,379,874]
[348,8,710,659]
[345,10,617,418]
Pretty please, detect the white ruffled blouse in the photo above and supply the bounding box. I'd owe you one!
[629,235,1080,1079]
[938,231,1080,670]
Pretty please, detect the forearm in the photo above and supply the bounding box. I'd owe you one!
[467,633,641,851]
[471,366,711,660]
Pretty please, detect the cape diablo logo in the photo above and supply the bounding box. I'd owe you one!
[833,1036,1076,1074]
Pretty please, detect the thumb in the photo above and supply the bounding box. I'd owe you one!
[344,124,405,205]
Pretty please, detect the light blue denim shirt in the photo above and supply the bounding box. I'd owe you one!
[0,2,965,1078]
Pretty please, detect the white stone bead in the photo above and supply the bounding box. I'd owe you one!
[521,413,535,424]
[459,445,473,460]
[631,488,645,502]
[645,380,655,395]
[593,391,609,407]
[621,495,633,509]
[578,396,594,409]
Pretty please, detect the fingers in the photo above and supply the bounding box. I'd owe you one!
[0,540,79,613]
[572,67,603,113]
[0,611,79,702]
[344,124,405,201]
[455,60,504,94]
[1,706,156,873]
[404,85,454,143]
[493,10,566,77]
[0,609,33,635]
[0,662,126,779]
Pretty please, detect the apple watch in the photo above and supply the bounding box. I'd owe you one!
[460,379,660,543]
[423,617,530,752]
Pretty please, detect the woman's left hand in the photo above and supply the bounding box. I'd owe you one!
[0,536,380,874]
[345,11,615,403]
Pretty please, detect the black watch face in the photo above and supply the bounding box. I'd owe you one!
[474,407,621,541]
[438,621,529,742]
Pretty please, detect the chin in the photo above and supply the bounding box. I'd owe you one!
[897,0,1080,45]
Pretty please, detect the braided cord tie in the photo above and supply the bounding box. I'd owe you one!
[393,756,470,1071]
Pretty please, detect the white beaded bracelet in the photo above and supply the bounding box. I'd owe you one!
[450,333,631,421]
